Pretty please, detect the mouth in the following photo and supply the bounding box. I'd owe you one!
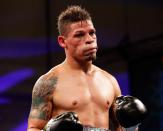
[84,47,97,56]
[86,46,98,52]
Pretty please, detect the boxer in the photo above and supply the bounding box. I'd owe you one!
[27,6,147,131]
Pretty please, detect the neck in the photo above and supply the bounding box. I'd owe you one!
[63,57,93,74]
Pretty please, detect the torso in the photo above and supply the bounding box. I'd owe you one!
[47,64,116,129]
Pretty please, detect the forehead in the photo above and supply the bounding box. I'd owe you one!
[68,20,95,33]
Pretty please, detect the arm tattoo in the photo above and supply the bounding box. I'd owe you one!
[29,76,58,120]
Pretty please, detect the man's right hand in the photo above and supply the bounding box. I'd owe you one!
[43,112,83,131]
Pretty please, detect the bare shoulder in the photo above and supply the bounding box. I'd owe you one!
[32,66,60,98]
[33,63,65,97]
[93,65,121,98]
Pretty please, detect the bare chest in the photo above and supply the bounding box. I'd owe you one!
[53,74,115,111]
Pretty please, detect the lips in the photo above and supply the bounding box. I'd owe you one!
[84,47,98,56]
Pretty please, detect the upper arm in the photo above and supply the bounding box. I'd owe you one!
[110,75,121,98]
[28,75,57,130]
[102,69,121,98]
[102,71,122,130]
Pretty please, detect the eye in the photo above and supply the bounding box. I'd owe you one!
[89,30,96,36]
[74,33,85,37]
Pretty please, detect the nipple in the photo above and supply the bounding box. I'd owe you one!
[72,100,78,106]
[106,101,110,108]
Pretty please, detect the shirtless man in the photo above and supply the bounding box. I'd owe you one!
[27,6,145,131]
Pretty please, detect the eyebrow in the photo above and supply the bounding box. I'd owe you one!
[90,29,96,32]
[75,30,85,34]
[75,28,96,34]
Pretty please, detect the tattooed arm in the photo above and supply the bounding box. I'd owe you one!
[28,75,57,131]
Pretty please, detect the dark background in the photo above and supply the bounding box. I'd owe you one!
[0,0,163,130]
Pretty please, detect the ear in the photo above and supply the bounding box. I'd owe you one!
[58,35,66,48]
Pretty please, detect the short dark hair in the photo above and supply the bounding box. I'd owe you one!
[57,5,92,35]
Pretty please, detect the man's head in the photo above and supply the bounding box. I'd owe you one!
[57,5,92,36]
[57,6,97,63]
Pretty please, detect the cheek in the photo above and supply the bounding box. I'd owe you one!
[68,38,81,48]
[75,45,84,55]
[66,38,85,55]
[72,40,84,51]
[67,43,82,55]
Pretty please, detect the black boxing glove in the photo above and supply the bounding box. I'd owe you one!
[115,95,147,128]
[43,112,83,131]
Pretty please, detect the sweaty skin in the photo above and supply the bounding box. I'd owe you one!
[28,20,121,131]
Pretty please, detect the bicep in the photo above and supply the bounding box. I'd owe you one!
[28,77,54,129]
[107,74,122,130]
[28,94,53,129]
[110,75,121,97]
[103,70,121,97]
[29,95,53,120]
[28,104,52,130]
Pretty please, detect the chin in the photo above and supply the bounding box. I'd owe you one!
[86,54,96,62]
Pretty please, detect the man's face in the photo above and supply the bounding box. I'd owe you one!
[63,20,98,62]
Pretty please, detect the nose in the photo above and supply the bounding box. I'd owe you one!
[85,34,95,44]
